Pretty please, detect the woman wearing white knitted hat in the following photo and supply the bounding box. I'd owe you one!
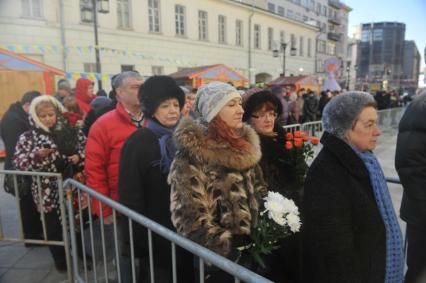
[168,81,267,282]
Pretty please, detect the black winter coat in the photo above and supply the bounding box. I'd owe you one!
[258,126,302,283]
[302,95,319,122]
[0,102,29,170]
[118,128,194,283]
[302,132,386,283]
[395,93,426,227]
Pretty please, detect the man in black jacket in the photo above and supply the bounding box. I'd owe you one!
[395,90,426,283]
[0,91,42,243]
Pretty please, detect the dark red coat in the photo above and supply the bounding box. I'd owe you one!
[85,102,146,217]
[74,78,94,115]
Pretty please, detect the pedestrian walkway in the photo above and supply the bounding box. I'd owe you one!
[0,127,405,283]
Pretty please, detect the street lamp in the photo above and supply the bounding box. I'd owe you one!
[273,42,296,77]
[346,61,351,90]
[81,0,110,90]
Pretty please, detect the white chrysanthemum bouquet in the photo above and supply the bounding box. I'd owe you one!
[248,191,301,268]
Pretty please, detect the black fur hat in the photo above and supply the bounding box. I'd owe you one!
[138,76,185,117]
[242,90,283,122]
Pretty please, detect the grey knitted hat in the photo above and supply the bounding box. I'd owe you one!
[196,82,241,122]
[322,91,376,139]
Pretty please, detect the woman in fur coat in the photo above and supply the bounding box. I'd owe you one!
[13,95,86,272]
[243,90,302,283]
[168,82,267,282]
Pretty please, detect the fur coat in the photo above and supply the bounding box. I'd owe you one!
[168,118,267,257]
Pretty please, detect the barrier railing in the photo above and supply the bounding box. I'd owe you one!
[64,178,273,283]
[301,121,323,137]
[0,169,73,282]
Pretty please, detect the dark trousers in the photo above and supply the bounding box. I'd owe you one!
[405,224,426,283]
[45,211,66,265]
[20,193,42,239]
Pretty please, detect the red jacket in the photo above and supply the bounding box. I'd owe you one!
[85,102,146,217]
[75,78,94,115]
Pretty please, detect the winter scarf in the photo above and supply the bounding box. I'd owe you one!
[147,118,177,174]
[355,149,405,283]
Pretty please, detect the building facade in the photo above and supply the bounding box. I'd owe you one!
[403,40,420,81]
[356,22,405,90]
[0,0,318,89]
[259,0,351,81]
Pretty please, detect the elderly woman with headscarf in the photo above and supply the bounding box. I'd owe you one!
[302,92,404,283]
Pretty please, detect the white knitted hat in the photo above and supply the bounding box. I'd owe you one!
[196,82,241,122]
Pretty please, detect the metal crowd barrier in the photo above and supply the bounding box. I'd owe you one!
[377,107,405,131]
[64,178,273,283]
[301,121,323,137]
[282,123,301,133]
[0,169,73,282]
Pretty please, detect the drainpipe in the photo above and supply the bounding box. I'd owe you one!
[59,0,67,72]
[248,2,255,86]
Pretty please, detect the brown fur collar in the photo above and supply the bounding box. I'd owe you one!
[174,117,261,170]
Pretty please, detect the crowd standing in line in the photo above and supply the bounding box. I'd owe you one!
[1,72,423,282]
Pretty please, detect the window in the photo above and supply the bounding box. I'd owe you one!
[309,0,315,11]
[267,3,275,12]
[148,0,160,32]
[316,59,324,72]
[80,0,93,22]
[22,0,42,18]
[327,42,336,55]
[291,34,296,51]
[152,66,164,75]
[278,6,285,16]
[302,0,308,8]
[218,15,226,44]
[299,36,304,56]
[254,24,261,49]
[322,23,327,33]
[121,65,135,72]
[236,20,243,46]
[287,9,294,19]
[322,5,327,16]
[268,27,274,50]
[295,12,301,21]
[317,39,326,53]
[175,5,186,36]
[84,63,97,73]
[198,10,208,40]
[373,29,383,41]
[280,30,285,43]
[316,3,321,14]
[117,0,131,28]
[303,15,308,22]
[307,38,312,57]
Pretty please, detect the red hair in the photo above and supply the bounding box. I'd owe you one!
[206,116,252,152]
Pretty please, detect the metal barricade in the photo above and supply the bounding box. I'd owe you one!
[64,179,273,283]
[282,123,302,133]
[377,107,405,131]
[301,121,323,137]
[0,169,73,282]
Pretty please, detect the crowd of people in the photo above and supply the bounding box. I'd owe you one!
[1,71,425,283]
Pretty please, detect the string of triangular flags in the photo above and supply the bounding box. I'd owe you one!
[0,43,248,76]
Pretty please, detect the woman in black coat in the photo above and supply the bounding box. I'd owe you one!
[243,90,302,283]
[302,92,404,283]
[118,76,194,283]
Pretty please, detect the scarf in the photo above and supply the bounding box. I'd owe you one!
[355,149,404,283]
[147,118,177,174]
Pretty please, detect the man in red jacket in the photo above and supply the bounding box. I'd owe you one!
[85,71,145,223]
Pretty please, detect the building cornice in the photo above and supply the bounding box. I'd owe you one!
[221,0,320,32]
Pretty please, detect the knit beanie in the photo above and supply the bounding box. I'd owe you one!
[90,96,112,112]
[196,82,241,122]
[243,90,282,122]
[322,91,376,139]
[139,76,185,117]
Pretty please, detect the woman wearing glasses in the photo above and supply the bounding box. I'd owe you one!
[243,90,301,283]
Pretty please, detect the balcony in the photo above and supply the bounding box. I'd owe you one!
[328,32,341,41]
[328,16,341,25]
[328,0,342,9]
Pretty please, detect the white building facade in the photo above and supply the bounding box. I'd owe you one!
[0,0,318,88]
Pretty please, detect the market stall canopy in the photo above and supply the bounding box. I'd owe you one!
[169,64,247,88]
[268,75,320,92]
[0,48,65,117]
[0,48,65,75]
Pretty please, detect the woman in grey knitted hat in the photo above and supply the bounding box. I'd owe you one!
[168,81,267,282]
[302,91,404,283]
